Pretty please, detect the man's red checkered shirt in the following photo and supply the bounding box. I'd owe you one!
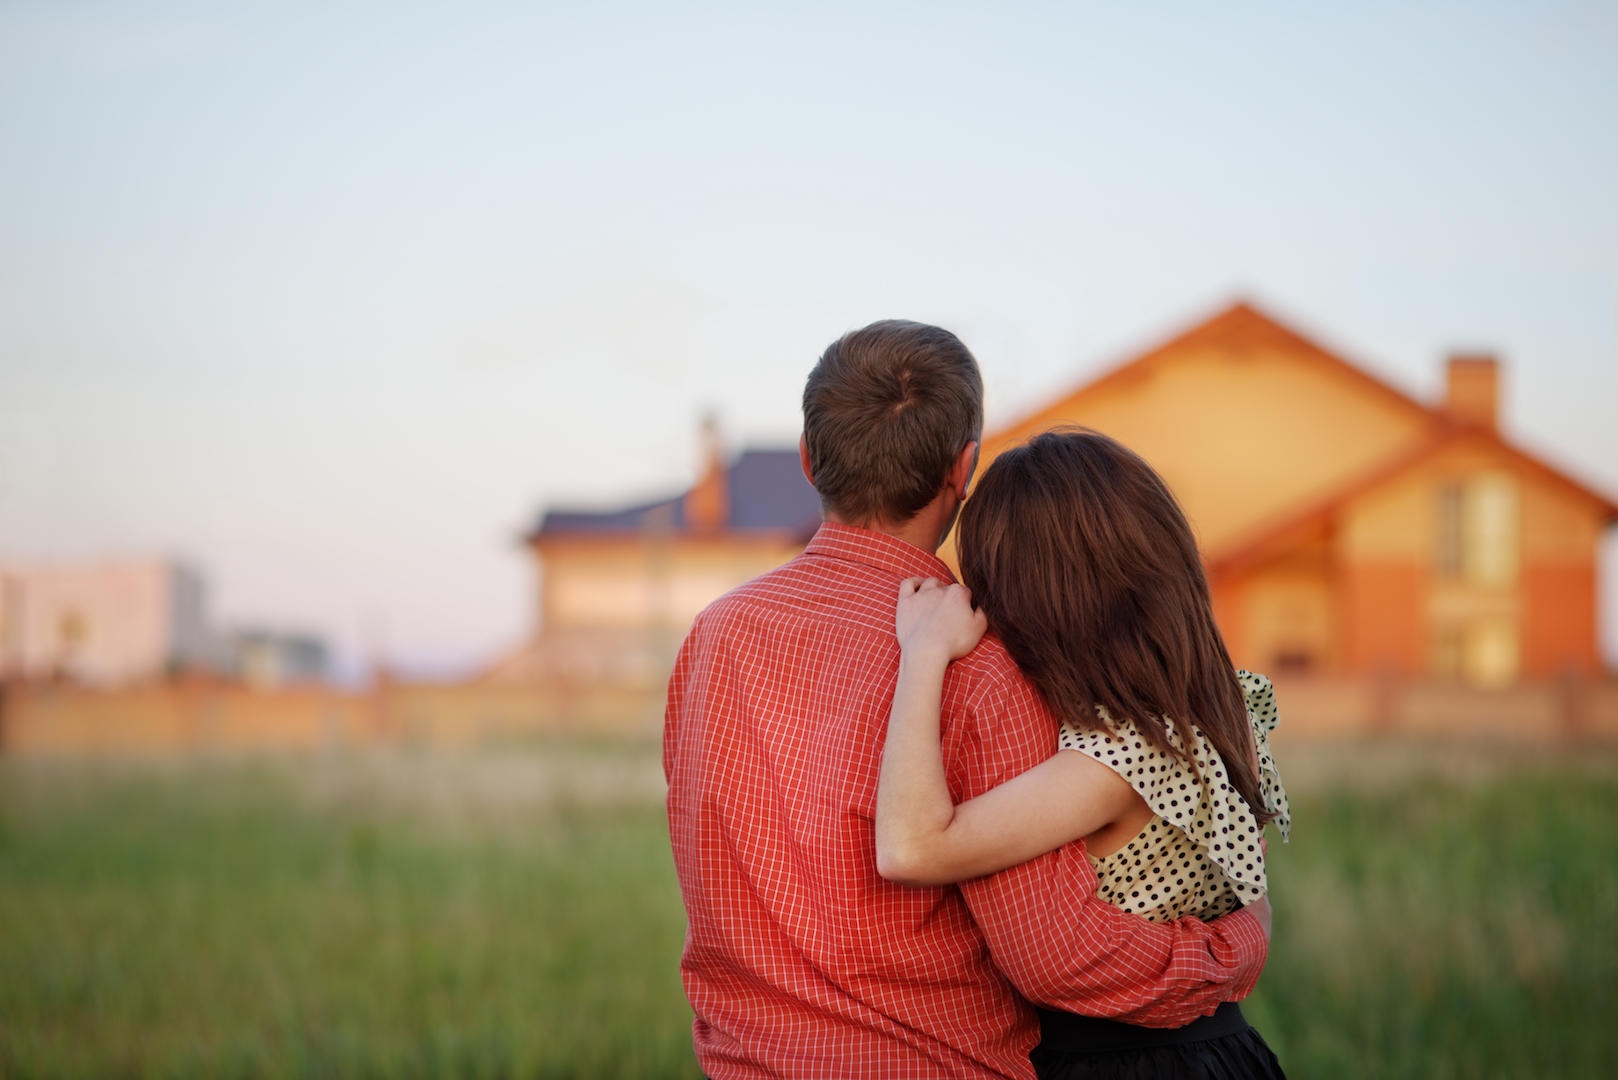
[664,523,1268,1080]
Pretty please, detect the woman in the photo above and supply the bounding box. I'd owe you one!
[875,428,1291,1079]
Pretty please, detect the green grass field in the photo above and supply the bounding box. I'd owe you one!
[2,740,1616,1078]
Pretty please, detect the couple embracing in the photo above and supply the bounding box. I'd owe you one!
[664,320,1291,1079]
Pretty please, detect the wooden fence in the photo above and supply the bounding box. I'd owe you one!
[2,673,1615,756]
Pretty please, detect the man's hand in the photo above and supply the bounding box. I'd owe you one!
[896,578,987,663]
[1243,895,1273,941]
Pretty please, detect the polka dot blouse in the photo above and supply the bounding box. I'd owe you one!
[1057,670,1292,924]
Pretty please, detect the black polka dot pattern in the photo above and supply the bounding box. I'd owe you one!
[1057,670,1292,923]
[1244,670,1291,844]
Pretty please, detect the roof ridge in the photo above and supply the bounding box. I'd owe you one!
[987,297,1440,446]
[530,441,818,540]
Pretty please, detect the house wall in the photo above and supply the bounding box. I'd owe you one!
[1209,581,1246,662]
[534,534,807,633]
[1236,546,1337,675]
[0,561,189,686]
[1519,475,1604,676]
[1522,563,1598,676]
[1331,437,1606,681]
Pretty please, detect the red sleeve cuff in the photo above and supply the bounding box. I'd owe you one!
[1217,905,1269,1003]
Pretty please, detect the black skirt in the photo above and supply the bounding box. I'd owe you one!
[1029,1002,1286,1080]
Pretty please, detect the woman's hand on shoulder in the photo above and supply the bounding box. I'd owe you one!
[896,578,987,664]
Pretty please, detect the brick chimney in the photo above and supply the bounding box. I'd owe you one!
[1443,353,1499,429]
[684,413,729,533]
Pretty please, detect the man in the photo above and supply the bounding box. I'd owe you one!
[664,320,1270,1079]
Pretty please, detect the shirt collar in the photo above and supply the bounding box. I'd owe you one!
[803,521,957,583]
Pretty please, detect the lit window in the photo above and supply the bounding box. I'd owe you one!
[1436,483,1464,577]
[1464,474,1518,586]
[1435,473,1518,586]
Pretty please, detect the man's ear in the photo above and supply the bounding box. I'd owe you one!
[799,433,814,487]
[949,440,979,500]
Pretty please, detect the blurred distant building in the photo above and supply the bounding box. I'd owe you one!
[223,628,330,689]
[971,301,1617,686]
[482,418,821,685]
[491,301,1614,692]
[0,558,217,686]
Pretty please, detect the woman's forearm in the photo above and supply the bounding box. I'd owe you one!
[879,577,1126,887]
[876,650,1145,887]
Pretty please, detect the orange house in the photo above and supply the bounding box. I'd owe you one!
[968,302,1616,686]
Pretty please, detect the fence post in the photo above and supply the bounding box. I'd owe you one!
[1370,670,1399,734]
[1558,673,1585,740]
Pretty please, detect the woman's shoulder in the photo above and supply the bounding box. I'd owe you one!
[1237,670,1273,692]
[1057,709,1183,780]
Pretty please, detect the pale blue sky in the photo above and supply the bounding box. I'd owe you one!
[3,2,1615,680]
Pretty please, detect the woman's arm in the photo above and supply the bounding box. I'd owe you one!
[876,578,1140,887]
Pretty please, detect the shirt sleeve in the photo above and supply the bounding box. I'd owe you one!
[662,616,696,784]
[948,664,1268,1028]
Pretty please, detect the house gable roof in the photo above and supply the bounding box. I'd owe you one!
[988,300,1442,451]
[529,448,821,541]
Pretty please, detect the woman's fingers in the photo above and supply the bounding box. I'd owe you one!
[895,578,986,660]
[898,576,951,600]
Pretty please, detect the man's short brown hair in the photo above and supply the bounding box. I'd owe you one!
[802,320,984,525]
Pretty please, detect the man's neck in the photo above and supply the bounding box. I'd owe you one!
[824,509,944,554]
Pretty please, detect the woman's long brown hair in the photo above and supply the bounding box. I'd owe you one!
[957,428,1274,826]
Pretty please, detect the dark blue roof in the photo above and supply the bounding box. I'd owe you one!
[533,448,822,539]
